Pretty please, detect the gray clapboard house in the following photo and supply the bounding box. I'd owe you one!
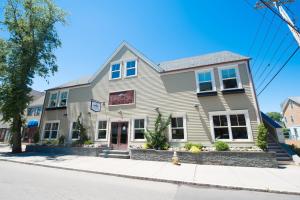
[40,42,261,150]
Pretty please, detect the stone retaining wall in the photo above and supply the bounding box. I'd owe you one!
[130,149,278,168]
[25,145,101,157]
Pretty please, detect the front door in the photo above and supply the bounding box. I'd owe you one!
[110,122,128,150]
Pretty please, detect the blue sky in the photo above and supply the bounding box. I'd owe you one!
[1,0,300,113]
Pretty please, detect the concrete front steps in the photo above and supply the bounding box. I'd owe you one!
[267,139,293,165]
[99,149,130,159]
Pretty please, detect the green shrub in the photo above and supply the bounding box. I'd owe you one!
[214,141,229,151]
[142,143,150,149]
[145,110,171,150]
[58,135,65,145]
[256,124,268,151]
[84,140,93,145]
[184,142,203,150]
[189,146,201,153]
[33,131,40,144]
[43,140,58,146]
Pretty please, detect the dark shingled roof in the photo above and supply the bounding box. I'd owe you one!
[261,112,282,129]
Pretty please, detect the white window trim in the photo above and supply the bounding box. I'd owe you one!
[131,117,147,142]
[42,120,60,140]
[109,61,122,80]
[218,65,243,91]
[124,59,138,78]
[95,119,109,142]
[195,68,216,93]
[209,110,253,142]
[69,121,80,141]
[58,90,69,107]
[48,91,59,108]
[169,113,187,142]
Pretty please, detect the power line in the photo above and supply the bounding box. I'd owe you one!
[247,9,267,55]
[251,13,276,72]
[259,0,300,35]
[257,46,299,96]
[253,20,283,78]
[256,38,294,90]
[255,32,289,83]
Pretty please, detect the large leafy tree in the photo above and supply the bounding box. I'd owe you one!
[266,112,283,123]
[0,0,66,153]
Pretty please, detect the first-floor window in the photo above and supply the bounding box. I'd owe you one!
[97,121,107,140]
[133,119,145,140]
[171,117,185,140]
[71,122,80,140]
[43,122,59,139]
[211,112,250,141]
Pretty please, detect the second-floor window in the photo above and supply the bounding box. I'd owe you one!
[125,60,137,77]
[59,91,68,107]
[27,107,42,116]
[219,67,241,90]
[48,90,68,108]
[49,92,58,107]
[196,69,215,92]
[111,63,121,80]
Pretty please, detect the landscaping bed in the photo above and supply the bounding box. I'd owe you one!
[25,144,104,157]
[130,149,278,168]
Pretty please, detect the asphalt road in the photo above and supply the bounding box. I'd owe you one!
[0,161,299,200]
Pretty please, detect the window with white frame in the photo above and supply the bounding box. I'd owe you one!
[220,67,240,90]
[210,111,250,141]
[196,69,215,92]
[49,92,58,107]
[43,122,59,139]
[97,121,107,140]
[125,60,137,77]
[71,122,80,140]
[59,91,68,107]
[133,119,145,140]
[170,117,186,140]
[111,63,121,80]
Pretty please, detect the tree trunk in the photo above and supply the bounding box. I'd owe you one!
[11,115,22,153]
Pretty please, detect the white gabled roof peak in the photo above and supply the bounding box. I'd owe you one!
[88,41,162,82]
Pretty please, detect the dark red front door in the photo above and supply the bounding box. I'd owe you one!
[110,122,128,150]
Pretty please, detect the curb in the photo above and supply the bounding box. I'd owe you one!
[0,158,299,196]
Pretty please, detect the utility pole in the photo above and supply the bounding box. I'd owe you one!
[255,0,300,47]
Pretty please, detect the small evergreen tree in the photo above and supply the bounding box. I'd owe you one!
[257,124,268,151]
[145,110,171,150]
[75,113,89,146]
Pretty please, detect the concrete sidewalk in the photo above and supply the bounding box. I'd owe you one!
[0,146,300,195]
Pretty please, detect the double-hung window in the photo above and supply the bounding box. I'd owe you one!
[196,69,215,92]
[59,91,68,107]
[97,121,107,140]
[219,67,241,90]
[27,107,34,116]
[170,116,186,141]
[111,63,121,80]
[71,122,80,140]
[133,119,145,140]
[43,122,59,139]
[125,60,137,77]
[49,92,58,107]
[210,111,251,141]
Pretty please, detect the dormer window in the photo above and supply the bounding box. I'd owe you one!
[110,63,121,80]
[125,60,137,77]
[219,66,242,91]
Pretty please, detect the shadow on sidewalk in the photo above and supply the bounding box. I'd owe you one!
[0,151,79,163]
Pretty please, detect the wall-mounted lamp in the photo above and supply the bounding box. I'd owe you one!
[194,103,200,108]
[154,107,159,112]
